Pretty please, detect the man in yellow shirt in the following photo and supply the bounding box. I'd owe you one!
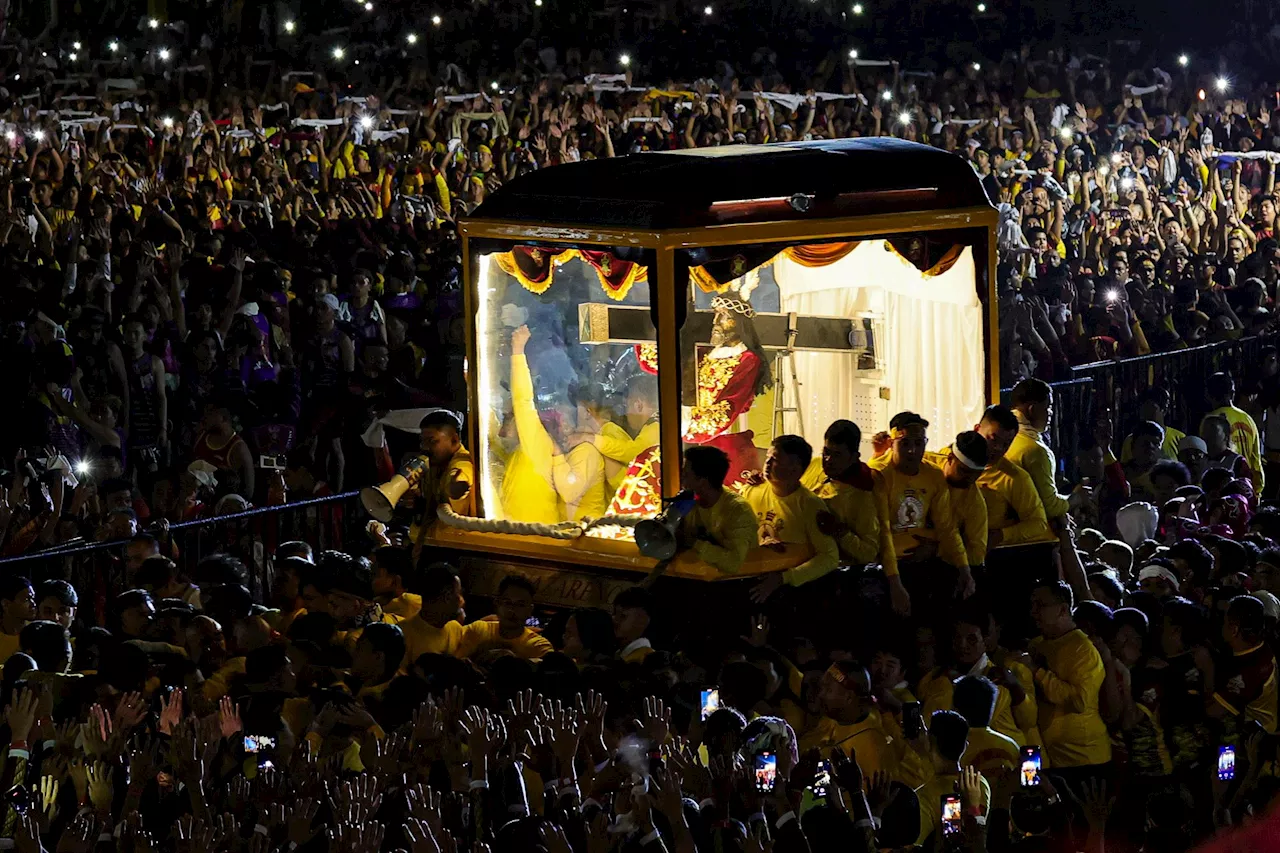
[1007,379,1071,522]
[1027,581,1110,771]
[742,435,840,603]
[1202,371,1264,493]
[0,577,36,666]
[474,574,553,660]
[797,661,900,780]
[398,563,490,667]
[348,621,406,711]
[917,609,1040,748]
[914,710,990,852]
[590,374,661,493]
[613,586,657,664]
[971,405,1051,550]
[869,413,972,616]
[953,676,1021,777]
[371,547,422,621]
[1119,387,1185,461]
[415,410,475,525]
[935,431,991,567]
[506,325,606,521]
[678,445,758,574]
[807,419,895,573]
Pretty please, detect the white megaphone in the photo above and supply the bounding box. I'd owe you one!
[634,490,697,561]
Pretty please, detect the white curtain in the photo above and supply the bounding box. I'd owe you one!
[773,240,985,454]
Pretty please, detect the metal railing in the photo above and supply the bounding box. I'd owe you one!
[0,491,362,627]
[1002,335,1275,482]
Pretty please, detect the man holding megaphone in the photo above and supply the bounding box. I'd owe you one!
[362,410,474,547]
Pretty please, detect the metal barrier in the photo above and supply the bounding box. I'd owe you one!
[1002,335,1275,482]
[0,491,362,627]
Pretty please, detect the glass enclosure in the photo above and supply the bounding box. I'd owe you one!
[472,231,987,535]
[674,235,986,479]
[473,245,664,531]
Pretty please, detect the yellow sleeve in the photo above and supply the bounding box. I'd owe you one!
[931,478,969,570]
[783,495,840,587]
[1008,662,1043,747]
[997,473,1051,547]
[960,489,989,566]
[1021,446,1071,519]
[514,630,554,660]
[553,443,603,507]
[833,489,880,567]
[1034,641,1104,713]
[593,421,653,464]
[453,621,497,660]
[200,657,247,702]
[511,354,555,482]
[692,498,757,574]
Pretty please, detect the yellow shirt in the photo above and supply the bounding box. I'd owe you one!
[382,593,422,621]
[683,491,759,574]
[1007,420,1071,519]
[916,659,1039,748]
[399,617,491,668]
[201,657,247,702]
[948,477,989,567]
[0,632,20,667]
[739,483,839,586]
[1204,405,1264,491]
[1119,427,1186,462]
[915,770,990,852]
[962,727,1021,777]
[868,458,968,570]
[553,443,608,521]
[812,471,896,575]
[421,446,475,518]
[798,714,899,780]
[977,458,1051,546]
[466,620,555,660]
[594,419,660,468]
[506,353,579,522]
[1029,629,1111,768]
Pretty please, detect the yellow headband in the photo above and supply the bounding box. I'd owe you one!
[890,424,926,440]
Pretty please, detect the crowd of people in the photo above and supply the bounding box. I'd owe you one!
[0,0,1278,850]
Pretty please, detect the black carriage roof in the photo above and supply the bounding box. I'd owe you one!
[469,137,993,230]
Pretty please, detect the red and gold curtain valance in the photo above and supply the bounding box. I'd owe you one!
[493,247,649,301]
[493,247,576,295]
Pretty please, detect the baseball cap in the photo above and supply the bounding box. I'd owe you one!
[1177,436,1208,454]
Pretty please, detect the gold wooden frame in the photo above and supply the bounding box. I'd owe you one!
[449,205,1000,575]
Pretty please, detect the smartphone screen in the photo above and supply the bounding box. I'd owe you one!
[1020,745,1041,787]
[244,734,276,754]
[700,688,720,721]
[941,794,963,836]
[902,702,924,739]
[811,760,832,799]
[1218,745,1236,781]
[754,751,777,793]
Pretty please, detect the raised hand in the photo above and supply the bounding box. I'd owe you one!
[635,696,671,746]
[217,696,243,739]
[158,688,183,735]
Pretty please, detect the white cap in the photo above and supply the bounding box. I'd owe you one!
[1137,564,1179,591]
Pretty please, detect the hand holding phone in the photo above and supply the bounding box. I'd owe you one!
[1218,745,1236,781]
[941,794,963,837]
[700,688,720,721]
[754,751,777,793]
[1020,745,1041,787]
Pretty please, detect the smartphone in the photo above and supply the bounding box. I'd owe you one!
[1218,745,1236,781]
[244,734,276,754]
[1020,745,1042,787]
[941,794,963,837]
[902,702,924,739]
[754,751,777,793]
[700,688,721,721]
[810,760,832,799]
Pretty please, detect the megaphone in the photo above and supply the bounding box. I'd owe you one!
[361,455,432,523]
[634,490,697,561]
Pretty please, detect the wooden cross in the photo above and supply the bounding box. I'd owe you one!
[577,303,875,353]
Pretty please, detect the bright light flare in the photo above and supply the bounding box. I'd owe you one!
[619,53,631,67]
[158,47,171,61]
[1178,53,1188,67]
[406,32,418,44]
[1216,76,1230,92]
[332,46,345,60]
[284,20,296,32]
[431,13,442,24]
[148,17,159,28]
